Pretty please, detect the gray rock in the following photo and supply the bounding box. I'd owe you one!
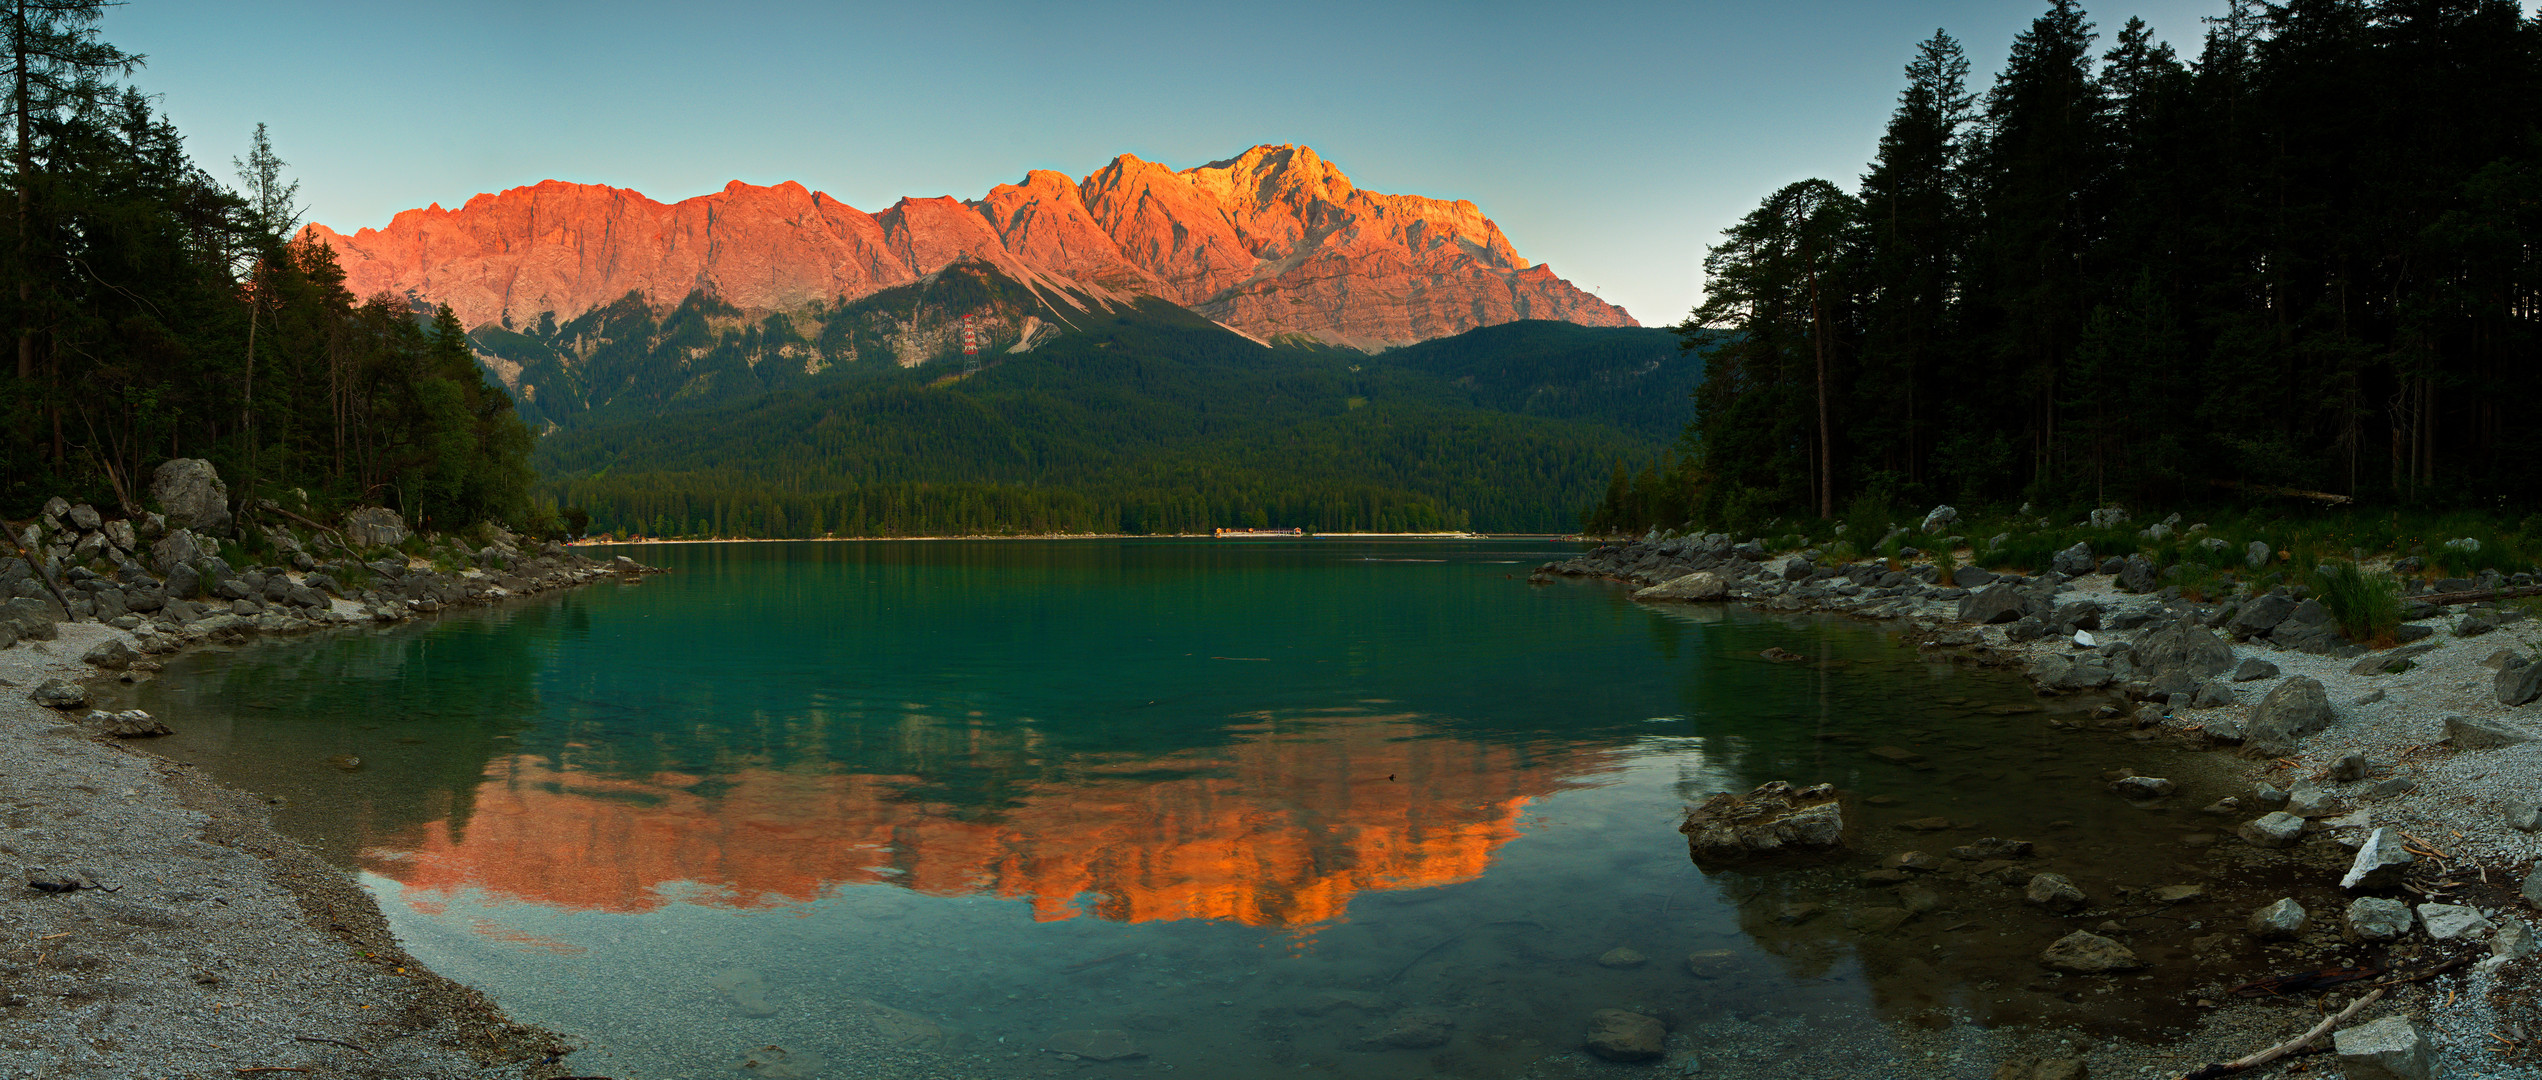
[1954,565,1999,588]
[2329,751,2370,781]
[2457,613,2497,637]
[80,638,134,670]
[83,709,169,737]
[2025,873,2089,912]
[2050,542,2096,577]
[1582,1009,1665,1062]
[0,596,61,641]
[2030,654,2115,693]
[2139,621,2234,679]
[2333,1015,2433,1080]
[2417,903,2493,941]
[1958,583,2029,625]
[2108,776,2174,799]
[2341,829,2414,890]
[149,530,207,576]
[2355,688,2387,706]
[2251,783,2289,807]
[2349,642,2438,676]
[1634,572,1726,602]
[28,678,85,709]
[148,458,230,532]
[2445,714,2535,750]
[342,506,410,549]
[2229,593,2297,637]
[2268,600,2346,654]
[2089,508,2129,528]
[65,503,100,531]
[2369,776,2416,799]
[2238,811,2306,848]
[2230,658,2278,683]
[2286,782,2346,819]
[1920,505,1958,532]
[2118,554,2158,594]
[2527,866,2542,907]
[2039,930,2141,973]
[2246,540,2272,570]
[2247,897,2307,940]
[2499,658,2542,707]
[2493,921,2537,961]
[2245,677,2333,754]
[2347,897,2415,941]
[2505,800,2540,832]
[2191,680,2235,708]
[101,518,135,553]
[1679,781,1846,865]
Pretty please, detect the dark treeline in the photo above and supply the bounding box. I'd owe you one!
[1597,0,2542,535]
[1,2,534,528]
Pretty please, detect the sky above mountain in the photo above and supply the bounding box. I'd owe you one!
[104,0,2474,329]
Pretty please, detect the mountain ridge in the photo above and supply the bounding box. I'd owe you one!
[300,144,1635,351]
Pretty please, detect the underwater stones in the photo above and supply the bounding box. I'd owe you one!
[1047,1028,1150,1060]
[2025,873,2088,913]
[2107,776,2174,799]
[1679,781,1845,866]
[708,966,779,1017]
[2040,931,2141,973]
[1582,1009,1666,1062]
[1597,947,1646,969]
[1353,1009,1453,1051]
[1951,837,2034,860]
[2152,884,2207,905]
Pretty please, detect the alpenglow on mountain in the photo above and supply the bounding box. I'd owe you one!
[299,145,1636,350]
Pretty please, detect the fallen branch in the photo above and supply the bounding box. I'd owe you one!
[2364,954,2476,989]
[292,1035,370,1055]
[2412,585,2542,607]
[2175,987,2383,1080]
[2207,479,2354,505]
[2,519,83,624]
[247,500,349,548]
[234,1070,312,1076]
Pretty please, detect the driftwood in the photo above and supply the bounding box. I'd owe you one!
[2,519,83,624]
[2228,965,2382,998]
[2208,479,2355,505]
[2175,987,2384,1080]
[2413,584,2542,607]
[247,500,349,548]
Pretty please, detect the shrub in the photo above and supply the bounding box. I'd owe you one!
[2314,561,2402,645]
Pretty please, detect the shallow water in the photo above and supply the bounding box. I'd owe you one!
[126,540,2277,1078]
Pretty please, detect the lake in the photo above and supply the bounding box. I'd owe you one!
[125,539,2259,1079]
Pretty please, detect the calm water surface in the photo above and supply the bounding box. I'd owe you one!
[129,540,2253,1079]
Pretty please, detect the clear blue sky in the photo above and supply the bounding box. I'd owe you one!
[99,0,2458,328]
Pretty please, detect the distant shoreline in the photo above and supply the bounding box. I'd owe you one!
[571,531,1557,545]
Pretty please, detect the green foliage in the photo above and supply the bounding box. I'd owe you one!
[2314,561,2403,645]
[0,17,539,531]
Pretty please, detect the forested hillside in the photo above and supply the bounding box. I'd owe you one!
[536,295,1697,536]
[0,5,535,529]
[1599,0,2542,534]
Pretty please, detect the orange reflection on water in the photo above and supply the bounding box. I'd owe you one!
[367,717,1604,928]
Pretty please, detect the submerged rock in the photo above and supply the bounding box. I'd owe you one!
[1582,1009,1665,1062]
[1632,571,1725,602]
[2039,931,2141,973]
[2247,897,2307,940]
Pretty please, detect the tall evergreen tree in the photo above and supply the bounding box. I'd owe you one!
[1855,29,1975,494]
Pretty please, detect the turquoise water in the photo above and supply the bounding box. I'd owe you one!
[129,540,2247,1079]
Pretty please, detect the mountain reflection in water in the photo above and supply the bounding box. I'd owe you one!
[369,713,1609,926]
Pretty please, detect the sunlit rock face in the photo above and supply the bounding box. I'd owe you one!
[367,719,1600,928]
[302,145,1635,349]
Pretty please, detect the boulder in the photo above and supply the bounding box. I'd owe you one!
[2117,554,2158,594]
[2445,714,2534,750]
[101,518,136,553]
[2138,621,2234,679]
[2089,508,2129,528]
[2499,657,2542,707]
[2341,829,2414,890]
[1955,565,1999,588]
[2492,921,2536,961]
[1679,781,1846,866]
[2417,903,2493,941]
[2333,1016,2433,1080]
[342,506,409,549]
[2031,654,2115,693]
[148,458,229,532]
[2244,677,2333,754]
[1921,505,1958,532]
[65,503,101,531]
[2245,540,2272,570]
[2527,866,2542,908]
[2230,658,2279,683]
[2238,811,2306,848]
[1581,1009,1666,1062]
[83,709,170,738]
[2025,873,2089,913]
[2228,593,2297,638]
[149,530,206,576]
[80,638,134,670]
[2039,931,2141,973]
[1633,572,1725,602]
[2346,897,2414,941]
[1959,583,2029,625]
[2050,542,2095,577]
[2247,897,2307,940]
[28,679,85,709]
[2286,782,2346,819]
[0,596,60,641]
[2505,800,2540,832]
[2267,600,2345,654]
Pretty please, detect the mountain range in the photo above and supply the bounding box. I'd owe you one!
[300,144,1635,352]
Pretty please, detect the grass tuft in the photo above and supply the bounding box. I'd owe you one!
[2314,561,2402,646]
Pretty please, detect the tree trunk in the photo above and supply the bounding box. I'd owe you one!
[1810,267,1831,521]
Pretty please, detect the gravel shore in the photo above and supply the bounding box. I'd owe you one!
[1548,533,2542,1079]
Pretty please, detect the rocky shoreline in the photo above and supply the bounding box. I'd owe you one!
[2,460,656,1078]
[1543,526,2542,1080]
